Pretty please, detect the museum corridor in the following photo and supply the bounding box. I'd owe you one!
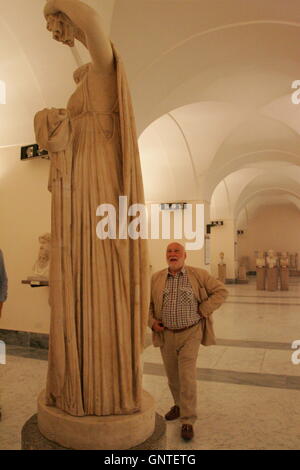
[1,0,300,452]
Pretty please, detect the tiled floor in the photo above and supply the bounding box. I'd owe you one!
[1,277,300,450]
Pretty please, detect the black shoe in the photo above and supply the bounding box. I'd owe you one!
[164,405,180,421]
[181,424,194,441]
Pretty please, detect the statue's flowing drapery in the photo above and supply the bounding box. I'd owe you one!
[34,47,149,417]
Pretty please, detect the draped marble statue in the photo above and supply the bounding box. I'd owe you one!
[34,0,149,417]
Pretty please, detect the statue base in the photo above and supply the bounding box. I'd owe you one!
[218,264,226,283]
[238,266,248,283]
[266,267,278,291]
[256,267,266,290]
[21,412,166,450]
[279,267,289,291]
[29,390,158,450]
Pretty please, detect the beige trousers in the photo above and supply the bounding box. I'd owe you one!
[160,322,202,425]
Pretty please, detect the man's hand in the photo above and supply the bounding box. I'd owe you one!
[151,319,165,333]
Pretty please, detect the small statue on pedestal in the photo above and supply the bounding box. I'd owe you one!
[256,251,265,268]
[266,249,277,268]
[289,253,296,269]
[27,233,51,281]
[255,250,266,290]
[279,251,289,291]
[219,252,225,265]
[266,249,278,291]
[218,252,226,283]
[279,252,289,269]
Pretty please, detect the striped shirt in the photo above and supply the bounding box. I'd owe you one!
[161,267,200,330]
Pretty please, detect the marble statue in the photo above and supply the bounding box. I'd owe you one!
[219,252,225,265]
[28,233,51,281]
[266,249,277,268]
[218,252,226,283]
[256,251,265,268]
[34,0,149,417]
[289,253,296,269]
[280,252,289,268]
[255,250,266,290]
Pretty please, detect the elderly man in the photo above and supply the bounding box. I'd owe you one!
[149,242,228,441]
[0,250,8,318]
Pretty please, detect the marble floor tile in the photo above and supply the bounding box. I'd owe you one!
[196,345,228,369]
[142,375,300,450]
[214,302,300,343]
[142,345,163,365]
[213,347,266,373]
[216,338,292,351]
[261,349,300,377]
[0,355,47,450]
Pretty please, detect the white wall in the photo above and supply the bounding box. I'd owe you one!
[210,219,236,280]
[0,146,51,333]
[146,201,210,274]
[237,203,300,270]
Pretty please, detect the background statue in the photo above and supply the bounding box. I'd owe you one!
[28,233,51,281]
[34,0,149,417]
[280,251,289,268]
[219,252,225,265]
[256,250,265,268]
[289,253,296,269]
[266,249,277,268]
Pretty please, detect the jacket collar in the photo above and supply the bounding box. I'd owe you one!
[167,265,186,276]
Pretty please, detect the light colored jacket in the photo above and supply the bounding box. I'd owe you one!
[148,265,228,347]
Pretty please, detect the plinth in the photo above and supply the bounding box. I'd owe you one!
[279,267,289,291]
[238,266,248,283]
[33,390,156,450]
[22,413,166,451]
[256,267,266,290]
[218,264,226,283]
[266,267,278,291]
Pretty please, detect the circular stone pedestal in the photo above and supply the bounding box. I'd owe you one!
[22,413,166,451]
[36,390,157,450]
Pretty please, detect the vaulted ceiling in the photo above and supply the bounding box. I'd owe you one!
[1,0,300,222]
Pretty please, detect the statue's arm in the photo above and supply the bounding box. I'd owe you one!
[44,0,114,73]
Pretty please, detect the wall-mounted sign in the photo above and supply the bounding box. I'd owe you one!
[160,202,187,211]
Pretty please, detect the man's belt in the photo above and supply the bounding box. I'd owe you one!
[165,321,200,333]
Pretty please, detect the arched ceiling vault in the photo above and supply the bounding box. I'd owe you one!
[116,2,300,205]
[235,184,300,219]
[1,0,300,216]
[211,165,300,220]
[236,190,300,231]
